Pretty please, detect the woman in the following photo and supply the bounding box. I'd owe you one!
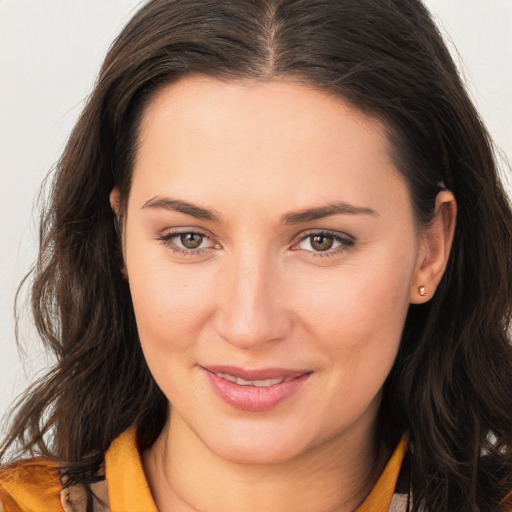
[1,0,511,511]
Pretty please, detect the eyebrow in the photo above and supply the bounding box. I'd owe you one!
[141,196,378,224]
[280,202,379,224]
[141,196,222,223]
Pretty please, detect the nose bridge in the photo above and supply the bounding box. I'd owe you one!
[214,244,290,349]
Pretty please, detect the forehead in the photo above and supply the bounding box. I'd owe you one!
[138,75,389,153]
[130,75,407,217]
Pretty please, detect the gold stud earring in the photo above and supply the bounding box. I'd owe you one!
[418,285,427,297]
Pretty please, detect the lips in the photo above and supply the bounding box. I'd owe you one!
[202,365,311,411]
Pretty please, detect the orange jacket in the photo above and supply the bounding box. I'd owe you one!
[0,427,408,512]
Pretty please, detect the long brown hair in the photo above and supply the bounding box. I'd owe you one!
[2,1,512,510]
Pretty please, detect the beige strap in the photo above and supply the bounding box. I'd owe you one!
[60,479,109,512]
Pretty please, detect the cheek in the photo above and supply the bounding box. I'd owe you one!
[126,246,216,355]
[291,245,415,370]
[127,258,219,404]
[288,255,414,426]
[298,266,410,335]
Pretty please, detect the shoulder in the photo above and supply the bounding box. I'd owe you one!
[0,428,143,512]
[0,458,62,511]
[0,458,109,512]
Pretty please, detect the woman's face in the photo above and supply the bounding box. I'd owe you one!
[120,75,427,464]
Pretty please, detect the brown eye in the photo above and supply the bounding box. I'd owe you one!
[294,231,354,256]
[157,230,218,254]
[310,235,334,251]
[180,233,204,249]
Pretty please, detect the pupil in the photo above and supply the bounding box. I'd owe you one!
[181,233,202,249]
[311,235,333,251]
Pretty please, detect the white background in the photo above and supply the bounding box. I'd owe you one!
[1,0,511,426]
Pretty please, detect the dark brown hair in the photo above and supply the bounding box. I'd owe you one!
[2,1,512,510]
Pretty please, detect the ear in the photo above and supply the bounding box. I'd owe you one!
[109,188,128,279]
[109,188,121,217]
[109,187,123,239]
[409,190,457,304]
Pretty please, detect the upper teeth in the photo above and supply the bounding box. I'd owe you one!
[216,372,287,387]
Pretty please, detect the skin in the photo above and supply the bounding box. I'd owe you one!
[110,75,456,512]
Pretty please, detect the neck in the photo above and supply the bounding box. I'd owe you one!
[143,412,388,512]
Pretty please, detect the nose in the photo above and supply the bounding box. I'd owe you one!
[213,249,292,350]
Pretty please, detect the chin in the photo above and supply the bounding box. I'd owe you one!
[211,437,308,466]
[194,417,321,466]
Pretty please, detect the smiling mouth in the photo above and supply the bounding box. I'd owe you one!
[202,366,312,411]
[210,371,296,387]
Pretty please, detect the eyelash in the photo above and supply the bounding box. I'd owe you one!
[156,229,355,258]
[292,230,355,258]
[156,230,217,256]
